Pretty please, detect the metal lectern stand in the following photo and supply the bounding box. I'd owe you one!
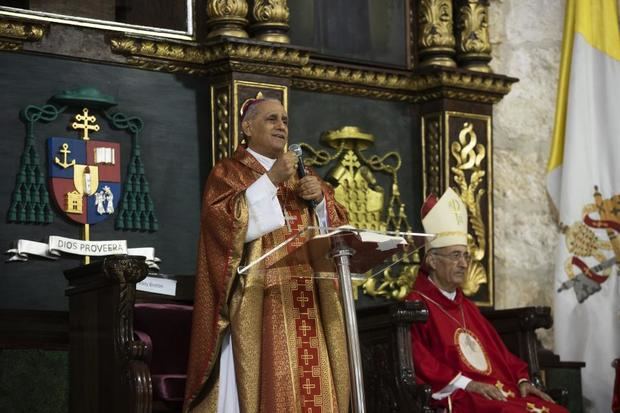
[331,244,366,413]
[238,226,431,413]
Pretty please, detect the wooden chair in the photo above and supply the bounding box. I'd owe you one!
[357,301,579,412]
[480,306,573,407]
[133,301,192,412]
[64,255,152,413]
[357,300,433,413]
[64,255,195,413]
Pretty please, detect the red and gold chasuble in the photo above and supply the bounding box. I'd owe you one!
[407,273,568,413]
[185,146,350,413]
[257,179,345,413]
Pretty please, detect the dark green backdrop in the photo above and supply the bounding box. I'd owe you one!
[0,53,422,311]
[0,51,210,310]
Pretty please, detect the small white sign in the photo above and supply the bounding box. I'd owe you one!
[136,276,177,296]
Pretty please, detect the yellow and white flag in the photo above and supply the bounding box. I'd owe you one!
[548,1,620,412]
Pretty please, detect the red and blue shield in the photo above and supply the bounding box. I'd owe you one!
[48,137,121,225]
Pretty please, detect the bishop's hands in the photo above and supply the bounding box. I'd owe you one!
[465,380,556,403]
[267,151,297,185]
[518,381,555,403]
[297,175,324,203]
[466,381,507,401]
[266,150,324,203]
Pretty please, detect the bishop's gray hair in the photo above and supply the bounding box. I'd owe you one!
[240,98,283,142]
[241,98,282,123]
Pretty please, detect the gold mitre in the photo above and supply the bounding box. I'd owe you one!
[421,187,468,249]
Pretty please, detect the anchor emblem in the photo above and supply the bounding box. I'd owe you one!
[54,143,76,169]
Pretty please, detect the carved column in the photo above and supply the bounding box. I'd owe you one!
[417,0,456,67]
[419,94,496,306]
[249,0,290,43]
[206,0,249,39]
[455,0,492,72]
[210,83,233,164]
[64,255,151,413]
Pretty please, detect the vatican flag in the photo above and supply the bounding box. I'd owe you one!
[547,1,620,412]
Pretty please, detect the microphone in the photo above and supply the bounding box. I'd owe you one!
[289,144,318,209]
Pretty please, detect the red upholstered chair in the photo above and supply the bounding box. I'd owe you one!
[134,302,193,412]
[64,257,196,413]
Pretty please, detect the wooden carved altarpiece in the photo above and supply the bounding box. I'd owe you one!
[0,1,521,411]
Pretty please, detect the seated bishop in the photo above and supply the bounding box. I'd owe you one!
[406,188,568,413]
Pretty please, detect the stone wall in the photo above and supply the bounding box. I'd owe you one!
[489,0,566,347]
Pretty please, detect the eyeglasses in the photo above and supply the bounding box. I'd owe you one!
[432,251,472,263]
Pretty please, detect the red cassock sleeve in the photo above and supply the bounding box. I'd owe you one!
[410,309,462,393]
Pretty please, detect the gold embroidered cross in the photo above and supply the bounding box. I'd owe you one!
[283,210,297,232]
[301,349,314,365]
[72,108,100,140]
[526,402,550,413]
[297,291,309,307]
[302,378,316,395]
[495,380,515,399]
[299,319,312,337]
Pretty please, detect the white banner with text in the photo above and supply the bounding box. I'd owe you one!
[5,236,161,269]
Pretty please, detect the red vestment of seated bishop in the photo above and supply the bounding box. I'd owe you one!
[407,272,568,413]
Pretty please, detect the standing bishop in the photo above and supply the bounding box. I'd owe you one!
[184,97,350,413]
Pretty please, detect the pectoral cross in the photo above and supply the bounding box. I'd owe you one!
[526,402,550,413]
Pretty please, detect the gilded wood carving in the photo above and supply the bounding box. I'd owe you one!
[302,126,420,300]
